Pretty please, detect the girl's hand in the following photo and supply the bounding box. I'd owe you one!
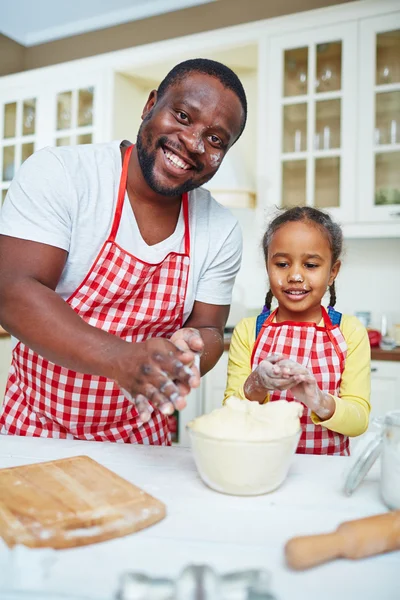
[266,356,335,420]
[244,354,302,403]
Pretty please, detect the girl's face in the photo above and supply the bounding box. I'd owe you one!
[266,221,341,323]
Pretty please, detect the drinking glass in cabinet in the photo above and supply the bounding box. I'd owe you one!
[283,104,307,153]
[375,92,400,145]
[315,157,340,208]
[2,145,15,181]
[57,91,72,130]
[315,99,341,150]
[376,30,400,85]
[284,47,308,97]
[315,42,342,93]
[21,142,34,163]
[3,103,17,139]
[77,133,92,145]
[78,87,94,127]
[375,152,400,206]
[22,99,36,136]
[282,160,306,207]
[56,136,71,146]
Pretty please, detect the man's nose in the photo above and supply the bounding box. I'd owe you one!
[179,128,205,155]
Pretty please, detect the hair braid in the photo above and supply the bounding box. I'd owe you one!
[329,282,337,308]
[265,289,273,311]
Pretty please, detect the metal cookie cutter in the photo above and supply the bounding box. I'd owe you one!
[116,564,277,600]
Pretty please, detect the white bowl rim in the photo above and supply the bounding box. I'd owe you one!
[186,423,301,445]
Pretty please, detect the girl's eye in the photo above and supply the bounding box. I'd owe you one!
[276,262,288,268]
[305,263,318,269]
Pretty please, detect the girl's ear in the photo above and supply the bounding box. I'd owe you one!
[141,90,158,120]
[328,260,341,286]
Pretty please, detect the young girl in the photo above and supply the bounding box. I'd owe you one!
[224,206,371,455]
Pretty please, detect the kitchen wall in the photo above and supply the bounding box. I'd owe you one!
[0,0,353,75]
[228,207,400,333]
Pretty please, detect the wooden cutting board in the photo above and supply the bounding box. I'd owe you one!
[0,455,166,549]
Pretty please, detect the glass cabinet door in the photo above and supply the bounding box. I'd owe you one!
[359,14,400,222]
[54,86,95,147]
[266,23,357,223]
[0,96,37,204]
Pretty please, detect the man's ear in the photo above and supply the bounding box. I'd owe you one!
[328,260,341,286]
[141,90,158,120]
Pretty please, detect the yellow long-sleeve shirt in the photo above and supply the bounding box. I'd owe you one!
[224,313,371,437]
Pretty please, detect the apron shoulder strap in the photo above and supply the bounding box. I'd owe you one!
[327,306,342,326]
[255,308,271,339]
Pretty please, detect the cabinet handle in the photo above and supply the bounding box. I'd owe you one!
[371,367,378,372]
[389,211,400,217]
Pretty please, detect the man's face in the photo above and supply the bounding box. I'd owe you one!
[136,72,245,197]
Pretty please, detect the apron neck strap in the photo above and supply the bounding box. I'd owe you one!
[110,144,190,255]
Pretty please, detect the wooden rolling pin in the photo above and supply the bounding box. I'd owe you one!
[285,510,400,570]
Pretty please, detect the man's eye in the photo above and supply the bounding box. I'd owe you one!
[209,135,222,145]
[177,111,188,121]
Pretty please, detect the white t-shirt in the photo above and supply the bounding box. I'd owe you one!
[0,141,242,344]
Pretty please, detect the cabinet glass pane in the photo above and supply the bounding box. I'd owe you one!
[21,142,34,163]
[376,29,400,85]
[316,42,342,93]
[284,48,308,97]
[2,146,15,181]
[283,104,307,153]
[375,92,400,145]
[315,99,341,150]
[22,99,36,136]
[375,152,400,205]
[56,136,71,146]
[78,87,94,127]
[3,103,17,139]
[57,91,72,130]
[1,189,8,204]
[282,160,306,207]
[315,157,340,208]
[77,133,92,145]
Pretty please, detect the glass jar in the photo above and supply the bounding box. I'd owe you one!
[344,410,400,510]
[381,410,400,510]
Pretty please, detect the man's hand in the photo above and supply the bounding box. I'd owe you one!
[113,336,200,423]
[170,326,203,386]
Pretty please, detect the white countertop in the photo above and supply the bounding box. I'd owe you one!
[0,435,398,600]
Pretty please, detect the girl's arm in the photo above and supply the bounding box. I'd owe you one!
[224,318,260,403]
[311,315,371,436]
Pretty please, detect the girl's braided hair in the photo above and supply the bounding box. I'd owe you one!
[262,206,343,310]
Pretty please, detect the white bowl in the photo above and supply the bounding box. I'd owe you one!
[187,426,301,496]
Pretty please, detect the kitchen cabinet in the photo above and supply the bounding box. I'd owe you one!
[370,359,400,425]
[0,335,11,403]
[262,3,400,235]
[202,351,229,415]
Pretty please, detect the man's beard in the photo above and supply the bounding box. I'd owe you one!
[136,125,202,197]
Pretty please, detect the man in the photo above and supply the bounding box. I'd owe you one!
[0,58,246,444]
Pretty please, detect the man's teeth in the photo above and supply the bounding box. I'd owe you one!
[164,150,190,170]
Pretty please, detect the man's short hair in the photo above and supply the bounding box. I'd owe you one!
[157,58,247,140]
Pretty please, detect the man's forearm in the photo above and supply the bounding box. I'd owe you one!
[197,326,224,375]
[0,278,128,380]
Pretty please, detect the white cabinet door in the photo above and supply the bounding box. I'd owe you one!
[202,352,229,415]
[370,360,400,425]
[358,12,400,223]
[0,336,12,405]
[264,22,357,224]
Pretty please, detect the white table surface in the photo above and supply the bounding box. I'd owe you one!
[0,434,398,600]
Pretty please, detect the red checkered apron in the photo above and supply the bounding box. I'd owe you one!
[251,307,349,455]
[0,145,191,445]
